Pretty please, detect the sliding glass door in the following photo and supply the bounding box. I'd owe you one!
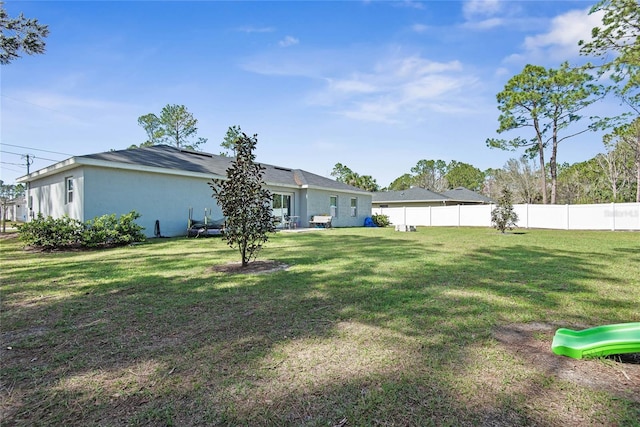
[272,193,291,224]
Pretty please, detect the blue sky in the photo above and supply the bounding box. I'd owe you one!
[0,0,627,188]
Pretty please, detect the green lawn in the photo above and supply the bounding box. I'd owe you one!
[1,227,639,426]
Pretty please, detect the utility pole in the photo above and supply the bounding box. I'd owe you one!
[22,154,34,219]
[22,154,34,174]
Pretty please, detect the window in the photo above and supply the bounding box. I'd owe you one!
[272,193,291,221]
[350,197,357,217]
[65,177,74,204]
[329,196,337,217]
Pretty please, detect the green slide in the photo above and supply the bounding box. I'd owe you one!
[551,322,640,359]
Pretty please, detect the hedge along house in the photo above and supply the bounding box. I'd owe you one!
[17,145,372,237]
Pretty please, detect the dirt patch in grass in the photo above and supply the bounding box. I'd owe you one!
[493,323,640,403]
[208,260,290,275]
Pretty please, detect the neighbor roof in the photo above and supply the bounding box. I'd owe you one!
[19,145,370,195]
[441,187,493,203]
[372,187,450,203]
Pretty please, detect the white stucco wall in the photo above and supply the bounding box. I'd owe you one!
[82,166,220,237]
[24,163,374,237]
[305,189,372,227]
[28,169,84,221]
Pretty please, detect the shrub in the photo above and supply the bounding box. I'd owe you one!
[18,214,84,249]
[371,214,391,227]
[83,214,119,247]
[18,211,145,250]
[113,211,146,244]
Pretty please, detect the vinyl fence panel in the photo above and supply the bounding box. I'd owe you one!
[372,203,639,231]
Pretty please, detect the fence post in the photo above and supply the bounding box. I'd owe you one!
[458,204,461,227]
[566,204,570,230]
[611,202,615,231]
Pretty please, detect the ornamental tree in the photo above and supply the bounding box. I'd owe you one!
[210,133,275,267]
[491,188,519,233]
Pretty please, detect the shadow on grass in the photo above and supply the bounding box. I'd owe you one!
[1,229,639,425]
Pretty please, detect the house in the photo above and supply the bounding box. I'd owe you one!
[4,196,27,222]
[372,187,449,210]
[372,186,492,210]
[372,187,494,227]
[16,145,372,237]
[441,187,493,205]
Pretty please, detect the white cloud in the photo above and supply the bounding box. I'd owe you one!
[237,26,275,33]
[461,0,508,30]
[242,47,480,123]
[508,7,605,63]
[462,17,504,30]
[463,0,502,19]
[315,55,478,123]
[278,36,299,47]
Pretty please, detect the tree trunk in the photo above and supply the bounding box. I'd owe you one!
[534,118,548,204]
[636,134,640,203]
[550,129,558,205]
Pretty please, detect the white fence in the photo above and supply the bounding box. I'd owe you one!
[372,203,640,231]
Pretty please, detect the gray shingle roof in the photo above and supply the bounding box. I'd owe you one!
[372,187,450,203]
[81,145,367,194]
[373,186,492,204]
[441,187,493,203]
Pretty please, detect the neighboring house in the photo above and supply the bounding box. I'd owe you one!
[372,187,492,210]
[5,196,27,222]
[441,187,494,205]
[372,187,450,209]
[17,145,372,237]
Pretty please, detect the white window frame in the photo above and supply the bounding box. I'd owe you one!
[65,176,74,204]
[350,197,357,217]
[329,195,338,217]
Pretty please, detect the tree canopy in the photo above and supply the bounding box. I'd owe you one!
[136,104,207,150]
[0,2,49,64]
[580,0,640,113]
[444,161,485,192]
[386,159,483,193]
[330,163,379,192]
[487,62,602,204]
[220,125,242,157]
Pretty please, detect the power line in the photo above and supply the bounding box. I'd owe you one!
[0,150,59,163]
[1,94,84,121]
[0,143,73,157]
[0,164,26,174]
